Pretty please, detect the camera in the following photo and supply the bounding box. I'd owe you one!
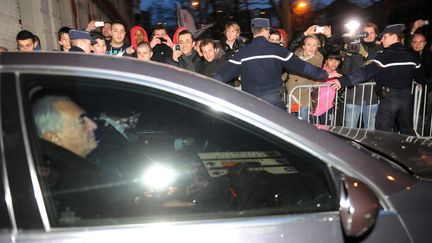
[315,26,325,33]
[158,37,167,43]
[175,44,181,51]
[343,31,368,54]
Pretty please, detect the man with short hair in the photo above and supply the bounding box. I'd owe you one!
[58,26,71,52]
[69,29,93,53]
[167,30,202,73]
[150,23,174,63]
[106,21,129,56]
[199,39,226,77]
[136,41,153,61]
[215,18,334,110]
[16,30,36,52]
[32,95,98,158]
[331,24,426,135]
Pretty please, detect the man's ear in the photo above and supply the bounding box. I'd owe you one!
[42,131,62,146]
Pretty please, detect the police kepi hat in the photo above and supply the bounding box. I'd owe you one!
[251,18,271,29]
[69,29,93,41]
[377,24,405,38]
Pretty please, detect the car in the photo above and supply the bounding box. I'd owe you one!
[0,52,431,243]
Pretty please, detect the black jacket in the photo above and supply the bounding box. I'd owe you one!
[220,36,243,58]
[200,55,227,77]
[340,41,383,104]
[151,43,173,63]
[214,36,328,98]
[339,42,425,89]
[166,49,203,73]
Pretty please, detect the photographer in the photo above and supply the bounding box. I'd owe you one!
[340,22,382,129]
[150,23,174,63]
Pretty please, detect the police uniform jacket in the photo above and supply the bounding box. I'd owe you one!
[214,36,329,98]
[339,42,425,89]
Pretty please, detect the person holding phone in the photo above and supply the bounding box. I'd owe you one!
[150,23,174,63]
[166,30,202,73]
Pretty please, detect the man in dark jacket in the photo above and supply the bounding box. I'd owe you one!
[166,30,202,73]
[199,39,227,77]
[331,24,426,135]
[214,18,336,110]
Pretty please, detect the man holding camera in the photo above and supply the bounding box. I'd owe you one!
[150,23,174,63]
[340,22,382,130]
[331,24,425,135]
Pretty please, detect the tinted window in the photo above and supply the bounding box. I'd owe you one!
[22,75,337,227]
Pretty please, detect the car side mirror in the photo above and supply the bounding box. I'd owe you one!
[339,176,379,237]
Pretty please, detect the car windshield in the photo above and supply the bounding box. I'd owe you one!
[328,127,432,179]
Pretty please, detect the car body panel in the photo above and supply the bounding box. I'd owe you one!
[1,52,431,242]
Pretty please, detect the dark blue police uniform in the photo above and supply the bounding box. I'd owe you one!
[214,36,328,110]
[339,42,425,135]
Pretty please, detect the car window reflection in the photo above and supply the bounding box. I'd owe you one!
[26,78,337,227]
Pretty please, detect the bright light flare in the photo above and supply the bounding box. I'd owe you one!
[143,165,176,190]
[345,20,360,33]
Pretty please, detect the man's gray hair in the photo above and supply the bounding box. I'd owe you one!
[32,95,71,137]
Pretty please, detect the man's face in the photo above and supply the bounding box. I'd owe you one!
[135,30,145,43]
[17,38,35,52]
[52,100,98,158]
[224,27,239,41]
[92,38,107,55]
[411,34,426,52]
[102,23,112,38]
[137,45,153,61]
[111,23,126,45]
[59,33,71,51]
[178,33,194,56]
[201,43,216,62]
[153,29,168,43]
[363,26,376,43]
[381,33,398,48]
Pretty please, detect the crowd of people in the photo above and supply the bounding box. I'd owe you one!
[2,17,431,135]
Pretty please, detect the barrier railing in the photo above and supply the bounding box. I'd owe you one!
[285,82,431,138]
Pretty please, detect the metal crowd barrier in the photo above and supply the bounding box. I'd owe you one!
[285,82,431,138]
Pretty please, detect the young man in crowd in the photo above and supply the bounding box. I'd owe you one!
[150,23,174,63]
[199,39,226,77]
[58,26,71,52]
[106,21,130,56]
[220,21,243,58]
[91,34,107,55]
[16,30,36,52]
[167,30,202,73]
[136,41,153,61]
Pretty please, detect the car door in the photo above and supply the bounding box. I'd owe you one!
[2,70,347,243]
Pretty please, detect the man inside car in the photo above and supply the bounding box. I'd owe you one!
[32,95,98,158]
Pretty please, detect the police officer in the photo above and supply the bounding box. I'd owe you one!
[214,18,339,110]
[331,24,426,135]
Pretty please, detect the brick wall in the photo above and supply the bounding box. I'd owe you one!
[0,0,22,50]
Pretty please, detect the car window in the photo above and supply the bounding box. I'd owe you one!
[22,74,337,227]
[0,174,12,229]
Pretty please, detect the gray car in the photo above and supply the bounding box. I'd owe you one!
[1,52,431,243]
